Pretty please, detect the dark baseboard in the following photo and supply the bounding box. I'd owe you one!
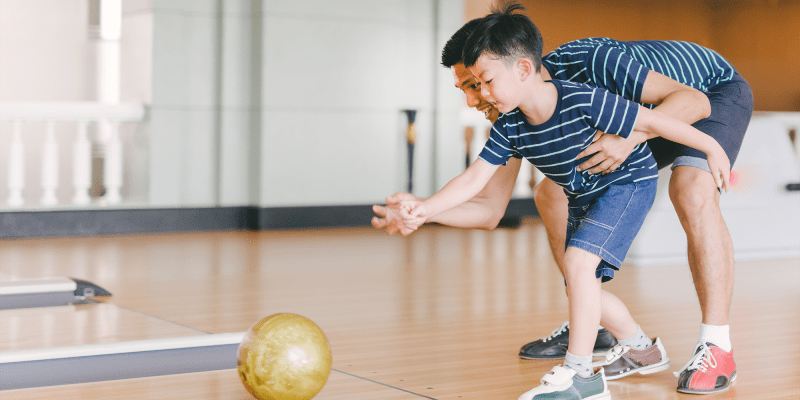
[0,198,537,238]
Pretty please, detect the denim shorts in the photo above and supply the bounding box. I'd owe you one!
[648,71,754,172]
[566,179,658,282]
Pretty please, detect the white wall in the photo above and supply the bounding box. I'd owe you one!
[0,0,467,209]
[148,0,464,208]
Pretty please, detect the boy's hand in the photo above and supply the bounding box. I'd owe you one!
[705,145,731,192]
[372,192,424,236]
[398,200,429,228]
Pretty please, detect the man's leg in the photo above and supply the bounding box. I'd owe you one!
[670,165,738,394]
[668,166,733,327]
[533,177,568,275]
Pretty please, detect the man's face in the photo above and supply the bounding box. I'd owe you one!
[468,54,519,115]
[452,62,499,122]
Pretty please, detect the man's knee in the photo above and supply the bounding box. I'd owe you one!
[668,166,720,215]
[534,178,563,208]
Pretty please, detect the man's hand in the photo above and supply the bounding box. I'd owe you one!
[576,130,647,175]
[371,192,423,236]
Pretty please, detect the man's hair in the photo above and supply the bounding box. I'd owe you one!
[440,18,481,68]
[461,1,543,71]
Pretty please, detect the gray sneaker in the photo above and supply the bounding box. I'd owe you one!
[519,321,619,359]
[594,337,670,380]
[518,365,611,400]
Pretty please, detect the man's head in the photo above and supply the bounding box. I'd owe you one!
[441,18,499,121]
[461,2,544,114]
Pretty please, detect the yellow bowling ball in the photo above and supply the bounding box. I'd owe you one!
[237,313,332,400]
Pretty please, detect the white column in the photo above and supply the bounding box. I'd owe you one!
[7,120,25,207]
[97,0,121,105]
[40,120,59,206]
[72,121,92,204]
[102,120,123,204]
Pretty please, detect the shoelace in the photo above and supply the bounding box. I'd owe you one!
[542,321,569,342]
[674,343,717,377]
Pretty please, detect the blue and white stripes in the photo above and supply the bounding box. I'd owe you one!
[543,38,736,105]
[478,80,658,205]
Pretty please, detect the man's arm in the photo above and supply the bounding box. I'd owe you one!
[577,70,711,174]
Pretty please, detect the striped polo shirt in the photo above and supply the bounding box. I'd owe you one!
[542,37,736,106]
[478,80,657,205]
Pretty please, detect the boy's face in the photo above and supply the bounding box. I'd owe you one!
[468,54,520,114]
[452,63,499,122]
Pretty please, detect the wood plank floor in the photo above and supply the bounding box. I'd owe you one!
[1,219,798,399]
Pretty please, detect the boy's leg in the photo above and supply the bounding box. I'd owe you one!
[519,178,618,360]
[563,247,603,359]
[518,247,611,400]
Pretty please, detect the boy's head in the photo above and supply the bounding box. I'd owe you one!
[462,1,543,70]
[461,1,545,114]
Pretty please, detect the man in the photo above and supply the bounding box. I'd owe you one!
[373,16,752,395]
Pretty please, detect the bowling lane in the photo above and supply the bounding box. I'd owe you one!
[1,369,427,400]
[1,302,208,351]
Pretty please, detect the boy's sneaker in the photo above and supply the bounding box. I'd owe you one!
[519,321,618,359]
[518,365,610,400]
[593,337,670,380]
[674,342,736,394]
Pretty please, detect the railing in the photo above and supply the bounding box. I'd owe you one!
[0,102,146,207]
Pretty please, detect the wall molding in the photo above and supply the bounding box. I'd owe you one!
[0,199,537,238]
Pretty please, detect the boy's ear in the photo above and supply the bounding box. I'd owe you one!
[516,57,535,81]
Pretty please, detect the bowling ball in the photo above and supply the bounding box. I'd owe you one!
[237,313,332,400]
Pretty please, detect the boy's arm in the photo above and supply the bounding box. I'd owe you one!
[403,159,500,220]
[578,71,711,174]
[372,157,520,234]
[635,106,730,190]
[426,157,520,228]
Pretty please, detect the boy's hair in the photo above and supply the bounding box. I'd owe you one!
[440,18,481,68]
[462,1,543,71]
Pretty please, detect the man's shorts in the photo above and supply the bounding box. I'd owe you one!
[648,71,754,172]
[566,179,658,282]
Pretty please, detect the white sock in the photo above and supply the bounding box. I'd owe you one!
[564,351,593,378]
[699,324,731,352]
[618,324,652,350]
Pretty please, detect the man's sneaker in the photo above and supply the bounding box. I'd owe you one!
[593,337,670,380]
[519,321,618,359]
[674,342,736,394]
[518,365,610,400]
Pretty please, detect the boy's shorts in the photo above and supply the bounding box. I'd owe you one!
[647,71,754,172]
[566,179,658,282]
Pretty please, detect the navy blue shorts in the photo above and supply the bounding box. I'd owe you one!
[566,179,658,282]
[648,72,754,172]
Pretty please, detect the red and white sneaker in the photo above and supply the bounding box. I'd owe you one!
[674,342,736,394]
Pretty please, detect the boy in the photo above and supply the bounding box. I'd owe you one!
[397,3,730,399]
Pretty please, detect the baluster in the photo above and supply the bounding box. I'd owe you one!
[40,120,59,206]
[72,121,92,204]
[7,120,25,207]
[102,120,122,204]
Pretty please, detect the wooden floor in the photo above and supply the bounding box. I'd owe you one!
[1,218,798,399]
